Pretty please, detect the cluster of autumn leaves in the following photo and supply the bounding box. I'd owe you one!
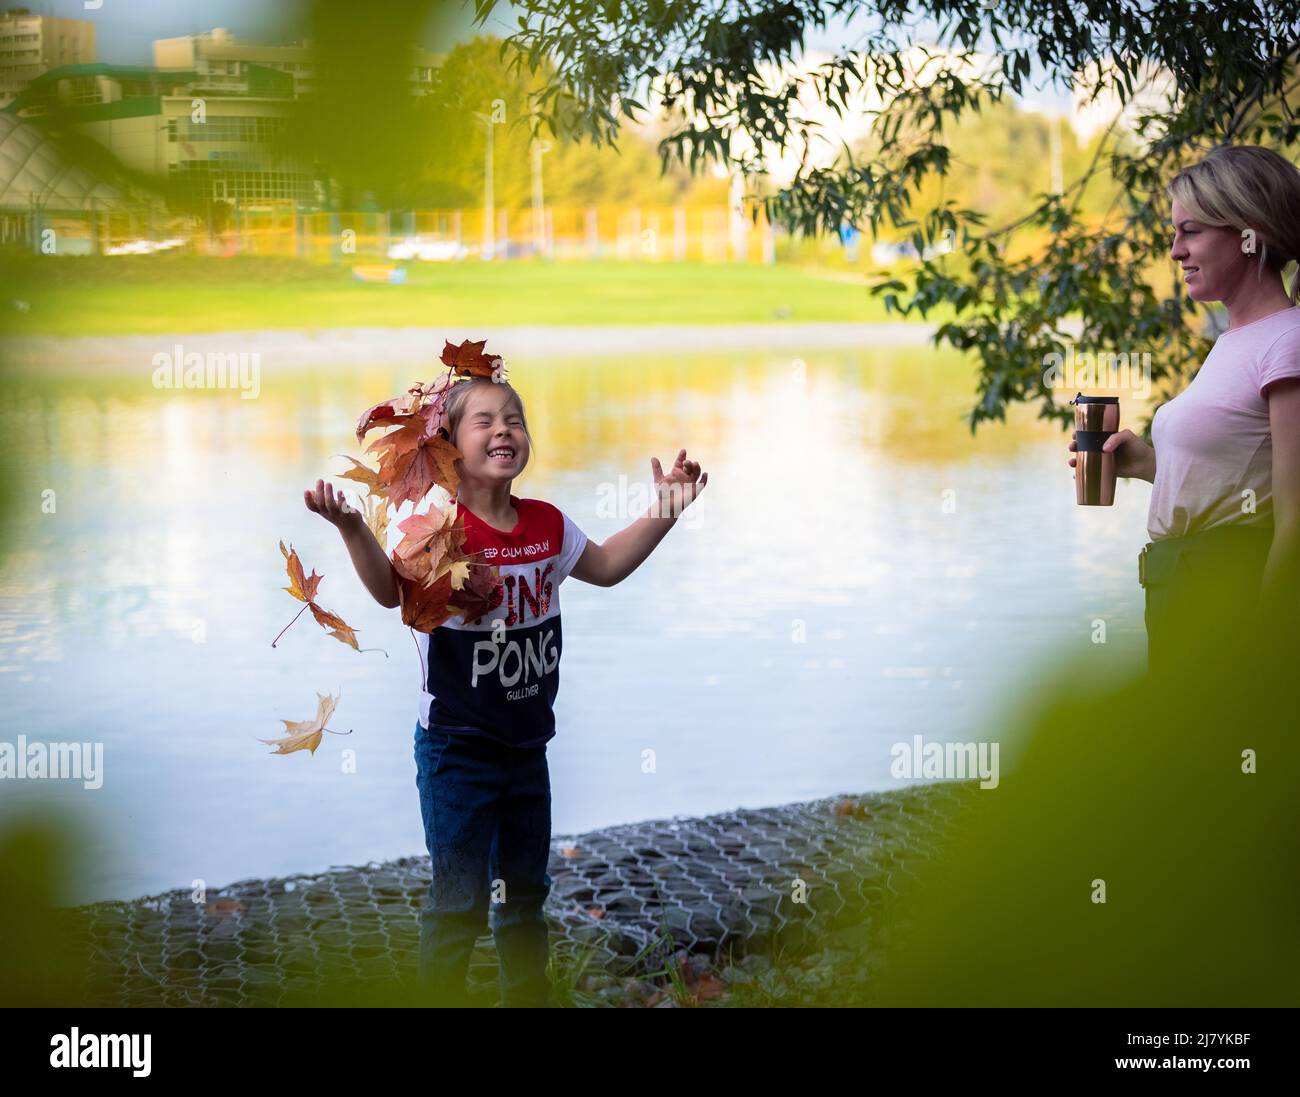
[263,339,509,755]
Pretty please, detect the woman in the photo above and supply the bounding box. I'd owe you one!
[1069,145,1300,674]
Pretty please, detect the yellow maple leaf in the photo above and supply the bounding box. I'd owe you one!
[260,691,342,755]
[360,493,390,546]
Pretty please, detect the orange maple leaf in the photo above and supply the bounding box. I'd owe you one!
[281,540,323,603]
[274,542,361,651]
[336,454,385,496]
[389,501,463,578]
[309,603,359,650]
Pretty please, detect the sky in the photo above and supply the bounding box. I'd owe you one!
[27,0,1075,115]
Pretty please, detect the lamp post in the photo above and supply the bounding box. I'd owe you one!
[473,103,505,260]
[531,132,551,259]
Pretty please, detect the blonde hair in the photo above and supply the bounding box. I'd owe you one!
[438,377,535,470]
[1168,145,1300,305]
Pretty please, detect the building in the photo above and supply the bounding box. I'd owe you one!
[153,27,441,100]
[3,61,318,210]
[0,107,133,250]
[0,6,95,108]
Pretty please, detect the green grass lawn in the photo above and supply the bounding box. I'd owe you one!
[0,253,952,336]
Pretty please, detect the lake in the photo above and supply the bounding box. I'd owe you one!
[0,337,1153,903]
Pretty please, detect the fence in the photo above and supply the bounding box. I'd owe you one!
[15,203,786,263]
[237,205,779,264]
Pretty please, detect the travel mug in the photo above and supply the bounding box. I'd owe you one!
[1071,393,1119,506]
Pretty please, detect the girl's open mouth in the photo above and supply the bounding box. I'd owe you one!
[487,448,516,464]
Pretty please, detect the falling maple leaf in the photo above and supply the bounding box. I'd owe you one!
[260,691,349,755]
[282,540,322,603]
[308,603,359,650]
[274,542,360,650]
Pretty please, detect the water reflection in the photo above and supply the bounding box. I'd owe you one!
[0,346,1152,902]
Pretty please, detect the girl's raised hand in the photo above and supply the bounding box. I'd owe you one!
[304,478,362,529]
[651,448,708,518]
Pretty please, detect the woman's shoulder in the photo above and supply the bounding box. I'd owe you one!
[1252,309,1300,396]
[1246,307,1300,358]
[1260,307,1300,344]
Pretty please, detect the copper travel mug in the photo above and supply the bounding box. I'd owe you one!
[1071,393,1119,506]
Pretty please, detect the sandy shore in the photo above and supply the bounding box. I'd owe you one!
[0,322,951,372]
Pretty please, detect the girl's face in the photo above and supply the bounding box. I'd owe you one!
[1169,196,1257,302]
[451,384,529,486]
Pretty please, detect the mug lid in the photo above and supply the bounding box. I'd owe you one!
[1070,391,1119,404]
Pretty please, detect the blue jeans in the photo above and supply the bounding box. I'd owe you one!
[413,720,555,1007]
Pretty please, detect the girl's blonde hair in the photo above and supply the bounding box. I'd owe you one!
[437,377,535,471]
[1168,145,1300,305]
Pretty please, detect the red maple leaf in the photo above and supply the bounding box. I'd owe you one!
[441,338,503,379]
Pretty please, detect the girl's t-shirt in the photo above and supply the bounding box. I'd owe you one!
[1147,305,1300,541]
[386,491,588,748]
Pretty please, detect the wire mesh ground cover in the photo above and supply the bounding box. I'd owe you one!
[55,781,978,1006]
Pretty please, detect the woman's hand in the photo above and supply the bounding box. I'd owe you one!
[304,479,363,530]
[651,448,708,518]
[1069,429,1156,483]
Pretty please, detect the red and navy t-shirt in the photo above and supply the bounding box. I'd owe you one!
[388,492,588,748]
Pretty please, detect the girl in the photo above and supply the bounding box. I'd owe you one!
[305,373,707,1007]
[1069,144,1300,673]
